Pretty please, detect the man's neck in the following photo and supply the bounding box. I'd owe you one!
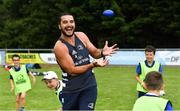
[61,34,75,46]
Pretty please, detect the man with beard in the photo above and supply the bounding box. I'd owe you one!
[54,13,119,110]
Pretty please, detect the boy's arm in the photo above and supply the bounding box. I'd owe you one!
[135,63,146,89]
[29,71,36,85]
[10,79,14,93]
[135,63,143,84]
[159,64,163,73]
[135,75,147,90]
[135,75,144,86]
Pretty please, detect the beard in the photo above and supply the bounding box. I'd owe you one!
[61,29,75,37]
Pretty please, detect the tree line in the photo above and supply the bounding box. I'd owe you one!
[0,0,179,49]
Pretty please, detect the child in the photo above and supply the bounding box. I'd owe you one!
[42,71,63,107]
[9,54,36,111]
[133,71,173,111]
[135,45,164,98]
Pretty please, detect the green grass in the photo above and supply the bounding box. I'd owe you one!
[0,65,180,110]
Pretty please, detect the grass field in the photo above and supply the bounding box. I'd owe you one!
[0,65,180,110]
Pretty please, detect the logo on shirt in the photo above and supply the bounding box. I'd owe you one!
[16,74,26,84]
[72,50,77,55]
[77,55,83,60]
[77,45,83,50]
[61,98,64,104]
[88,103,94,109]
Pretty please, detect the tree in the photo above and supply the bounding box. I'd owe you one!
[0,0,179,48]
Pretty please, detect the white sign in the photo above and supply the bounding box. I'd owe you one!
[156,51,180,65]
[39,51,180,66]
[40,53,57,64]
[108,51,180,66]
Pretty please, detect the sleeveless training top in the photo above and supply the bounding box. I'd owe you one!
[133,95,169,111]
[59,34,97,93]
[9,65,31,95]
[136,60,160,92]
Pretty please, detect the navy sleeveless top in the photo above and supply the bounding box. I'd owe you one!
[59,34,97,93]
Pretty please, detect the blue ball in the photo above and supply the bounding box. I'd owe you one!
[103,9,114,17]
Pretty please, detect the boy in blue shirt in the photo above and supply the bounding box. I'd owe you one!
[9,54,36,111]
[135,45,164,98]
[133,71,173,111]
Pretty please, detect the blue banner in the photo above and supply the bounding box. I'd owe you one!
[0,51,6,65]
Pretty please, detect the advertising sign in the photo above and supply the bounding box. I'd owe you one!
[5,51,180,66]
[6,53,45,64]
[39,53,57,64]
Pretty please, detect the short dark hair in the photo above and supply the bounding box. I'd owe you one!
[12,54,20,60]
[144,71,163,90]
[58,12,73,25]
[145,45,156,54]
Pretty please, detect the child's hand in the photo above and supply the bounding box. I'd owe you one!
[141,82,148,90]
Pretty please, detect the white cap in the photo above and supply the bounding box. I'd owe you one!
[42,71,58,80]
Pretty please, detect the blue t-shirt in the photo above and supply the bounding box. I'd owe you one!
[136,60,163,75]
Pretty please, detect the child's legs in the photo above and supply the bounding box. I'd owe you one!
[20,92,26,108]
[16,94,21,111]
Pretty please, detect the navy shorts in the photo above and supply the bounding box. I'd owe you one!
[60,86,97,110]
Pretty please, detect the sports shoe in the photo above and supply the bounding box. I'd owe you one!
[19,107,25,111]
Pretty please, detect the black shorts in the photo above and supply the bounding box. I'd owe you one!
[61,86,97,110]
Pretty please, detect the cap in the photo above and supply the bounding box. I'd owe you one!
[42,71,58,80]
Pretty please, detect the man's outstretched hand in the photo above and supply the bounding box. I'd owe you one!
[102,41,119,56]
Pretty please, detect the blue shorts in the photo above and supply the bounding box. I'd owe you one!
[60,86,97,110]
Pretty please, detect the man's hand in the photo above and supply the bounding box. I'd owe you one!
[92,58,109,67]
[102,41,119,56]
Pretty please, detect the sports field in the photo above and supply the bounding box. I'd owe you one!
[0,65,180,110]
